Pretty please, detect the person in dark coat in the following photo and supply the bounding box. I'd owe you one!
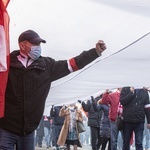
[92,98,111,150]
[50,105,65,149]
[120,86,150,150]
[78,96,102,150]
[35,116,45,148]
[0,29,106,150]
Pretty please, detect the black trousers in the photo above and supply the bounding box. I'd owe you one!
[101,137,111,150]
[90,126,102,150]
[52,125,63,147]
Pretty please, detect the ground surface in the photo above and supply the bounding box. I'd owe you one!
[35,145,92,150]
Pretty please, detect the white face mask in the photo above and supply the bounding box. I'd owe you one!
[28,45,42,60]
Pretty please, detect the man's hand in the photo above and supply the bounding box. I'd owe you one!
[78,100,82,104]
[62,105,66,109]
[130,86,134,94]
[96,40,106,55]
[143,86,150,92]
[105,89,111,94]
[91,96,95,102]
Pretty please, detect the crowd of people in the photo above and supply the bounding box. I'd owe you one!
[34,87,150,150]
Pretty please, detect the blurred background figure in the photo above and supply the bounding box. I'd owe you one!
[78,95,102,150]
[92,97,111,150]
[35,116,45,148]
[143,117,150,150]
[43,115,52,148]
[57,104,83,150]
[101,88,123,150]
[50,105,65,150]
[120,87,150,150]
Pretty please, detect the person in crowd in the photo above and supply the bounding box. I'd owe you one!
[143,117,150,150]
[120,86,150,150]
[92,97,111,150]
[35,116,45,148]
[101,88,123,150]
[84,122,91,145]
[50,105,65,150]
[78,115,87,145]
[0,29,106,150]
[79,111,91,146]
[49,118,54,148]
[43,115,52,148]
[78,95,102,150]
[57,104,83,150]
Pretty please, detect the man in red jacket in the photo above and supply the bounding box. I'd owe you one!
[101,88,122,150]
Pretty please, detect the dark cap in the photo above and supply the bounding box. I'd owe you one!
[18,30,46,44]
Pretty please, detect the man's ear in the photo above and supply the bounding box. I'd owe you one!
[19,42,25,50]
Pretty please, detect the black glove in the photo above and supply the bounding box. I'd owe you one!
[78,100,82,103]
[91,96,95,102]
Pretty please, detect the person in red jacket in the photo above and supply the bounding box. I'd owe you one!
[101,88,122,150]
[0,29,106,150]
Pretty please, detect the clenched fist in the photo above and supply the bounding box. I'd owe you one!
[96,40,106,55]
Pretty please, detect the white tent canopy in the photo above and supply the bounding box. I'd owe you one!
[48,32,150,103]
[7,0,150,115]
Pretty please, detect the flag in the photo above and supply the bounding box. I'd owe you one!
[0,0,10,118]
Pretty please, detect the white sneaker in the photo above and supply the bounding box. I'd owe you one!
[52,146,57,150]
